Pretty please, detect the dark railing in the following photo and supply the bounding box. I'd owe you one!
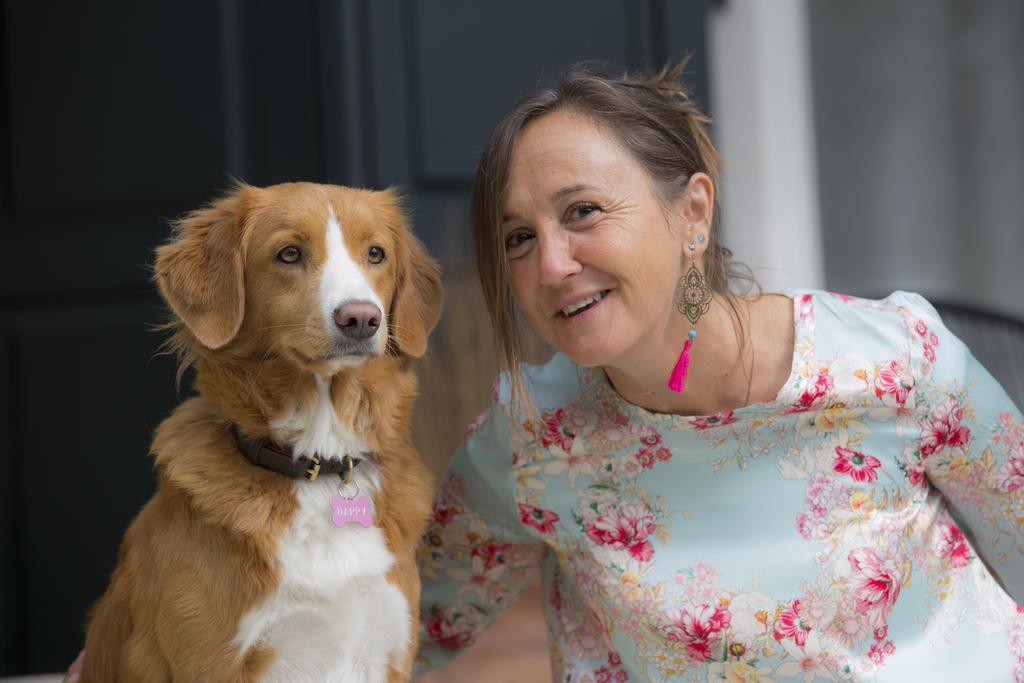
[934,300,1024,412]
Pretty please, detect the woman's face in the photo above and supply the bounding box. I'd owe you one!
[502,109,691,368]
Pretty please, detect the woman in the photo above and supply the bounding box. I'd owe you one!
[412,64,1024,681]
[66,63,1023,682]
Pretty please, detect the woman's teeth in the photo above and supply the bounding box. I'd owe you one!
[562,291,606,316]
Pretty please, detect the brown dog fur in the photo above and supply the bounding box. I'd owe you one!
[81,183,442,682]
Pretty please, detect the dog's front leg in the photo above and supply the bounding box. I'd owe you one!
[81,567,133,683]
[383,558,422,683]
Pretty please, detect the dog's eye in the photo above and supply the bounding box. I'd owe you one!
[277,246,302,264]
[368,246,385,264]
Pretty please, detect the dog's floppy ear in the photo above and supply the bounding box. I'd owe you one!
[154,187,251,350]
[387,196,443,358]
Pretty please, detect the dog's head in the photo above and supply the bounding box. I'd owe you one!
[154,182,442,374]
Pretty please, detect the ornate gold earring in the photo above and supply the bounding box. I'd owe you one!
[667,261,712,394]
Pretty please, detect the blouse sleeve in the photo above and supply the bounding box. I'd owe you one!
[907,294,1024,606]
[412,388,546,674]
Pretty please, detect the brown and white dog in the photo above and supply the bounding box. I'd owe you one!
[80,182,442,682]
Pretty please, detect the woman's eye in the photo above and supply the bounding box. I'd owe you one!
[568,203,599,221]
[276,246,302,264]
[368,246,386,264]
[504,230,533,252]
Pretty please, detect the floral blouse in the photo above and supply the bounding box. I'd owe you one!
[414,291,1024,682]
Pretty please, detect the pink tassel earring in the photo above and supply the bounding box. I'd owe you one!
[668,240,711,394]
[667,330,696,393]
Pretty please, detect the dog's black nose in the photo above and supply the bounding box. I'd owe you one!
[334,301,382,340]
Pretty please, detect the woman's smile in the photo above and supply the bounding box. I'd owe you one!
[553,289,611,319]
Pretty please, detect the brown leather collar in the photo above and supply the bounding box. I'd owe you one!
[232,426,365,482]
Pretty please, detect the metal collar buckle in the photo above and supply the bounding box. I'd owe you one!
[305,456,322,481]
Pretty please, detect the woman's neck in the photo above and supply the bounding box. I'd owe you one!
[603,293,794,417]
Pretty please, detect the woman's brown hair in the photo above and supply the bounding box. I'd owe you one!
[471,61,755,397]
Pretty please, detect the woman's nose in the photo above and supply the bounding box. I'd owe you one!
[536,232,582,286]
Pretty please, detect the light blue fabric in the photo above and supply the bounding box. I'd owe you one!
[415,291,1024,682]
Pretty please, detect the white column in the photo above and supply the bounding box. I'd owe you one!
[707,0,824,292]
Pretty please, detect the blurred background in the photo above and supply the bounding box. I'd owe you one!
[0,0,1020,679]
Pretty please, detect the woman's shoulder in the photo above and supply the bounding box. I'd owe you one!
[796,288,951,345]
[795,288,937,320]
[793,288,972,395]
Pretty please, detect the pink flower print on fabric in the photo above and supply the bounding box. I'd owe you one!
[867,636,897,666]
[921,327,941,364]
[689,410,739,430]
[517,502,560,534]
[432,504,456,526]
[446,555,508,602]
[931,521,971,568]
[785,370,833,414]
[994,412,1024,449]
[425,606,480,651]
[428,473,464,525]
[541,407,574,452]
[920,397,971,458]
[470,541,512,570]
[905,458,928,489]
[796,293,814,321]
[634,446,671,470]
[774,598,812,647]
[796,510,828,541]
[633,429,672,470]
[640,430,662,447]
[672,561,723,607]
[585,504,658,562]
[997,453,1024,492]
[874,360,913,405]
[659,603,731,663]
[595,652,629,682]
[798,472,852,541]
[833,446,883,483]
[635,449,656,469]
[799,589,838,632]
[848,547,902,626]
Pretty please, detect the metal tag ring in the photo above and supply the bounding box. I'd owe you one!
[337,480,360,500]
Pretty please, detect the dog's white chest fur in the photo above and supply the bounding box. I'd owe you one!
[234,378,410,682]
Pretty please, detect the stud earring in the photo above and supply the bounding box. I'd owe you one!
[667,262,712,394]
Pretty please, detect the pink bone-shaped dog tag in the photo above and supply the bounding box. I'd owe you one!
[330,494,374,528]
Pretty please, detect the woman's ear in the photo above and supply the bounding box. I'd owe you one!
[677,172,715,245]
[153,187,251,349]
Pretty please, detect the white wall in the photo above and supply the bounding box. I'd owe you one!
[707,0,824,293]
